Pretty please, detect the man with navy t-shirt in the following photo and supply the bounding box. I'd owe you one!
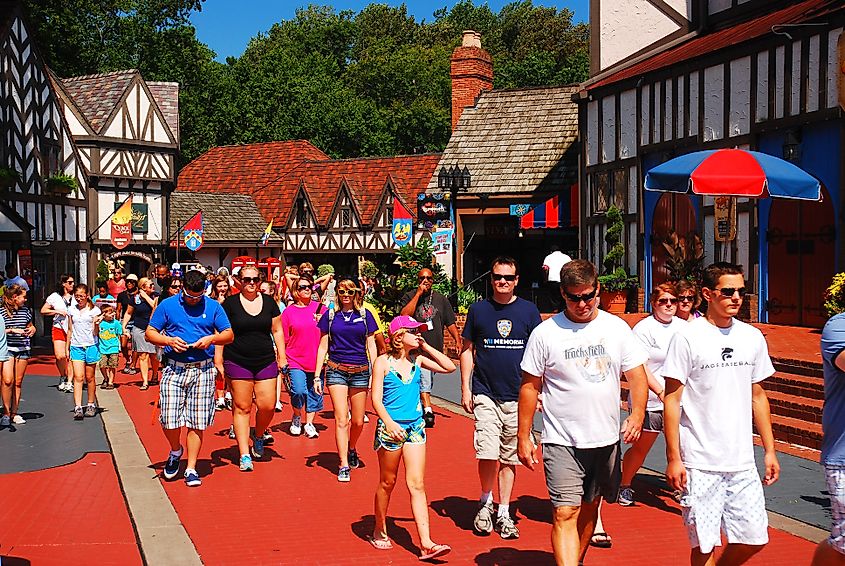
[146,270,233,487]
[460,256,541,540]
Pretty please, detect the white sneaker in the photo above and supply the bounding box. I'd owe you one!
[363,413,370,423]
[304,423,319,438]
[12,415,25,425]
[58,381,67,392]
[274,400,283,412]
[66,382,74,393]
[290,415,302,436]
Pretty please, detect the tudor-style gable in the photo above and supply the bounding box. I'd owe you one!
[286,183,318,231]
[100,76,176,145]
[328,181,363,231]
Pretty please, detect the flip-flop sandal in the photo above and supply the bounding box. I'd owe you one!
[368,535,393,550]
[420,543,451,561]
[590,532,612,548]
[140,384,149,390]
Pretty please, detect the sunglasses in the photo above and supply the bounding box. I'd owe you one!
[336,289,359,296]
[170,284,182,289]
[678,295,695,302]
[418,275,433,281]
[297,285,312,291]
[714,287,746,298]
[563,289,598,303]
[492,273,517,282]
[182,289,204,300]
[241,277,260,284]
[65,280,75,285]
[656,298,679,306]
[406,328,421,335]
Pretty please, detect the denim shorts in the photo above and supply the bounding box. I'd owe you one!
[325,365,370,388]
[70,345,99,364]
[9,350,31,360]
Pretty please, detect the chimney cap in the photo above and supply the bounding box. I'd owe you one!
[461,30,482,49]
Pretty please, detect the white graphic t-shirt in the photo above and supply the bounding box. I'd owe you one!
[632,315,687,411]
[68,304,101,348]
[46,292,72,331]
[542,251,572,283]
[521,310,648,448]
[662,317,775,472]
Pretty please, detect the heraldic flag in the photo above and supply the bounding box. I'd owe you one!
[259,220,273,246]
[391,199,412,247]
[183,211,204,251]
[111,197,133,250]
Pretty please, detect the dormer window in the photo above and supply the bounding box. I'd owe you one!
[341,207,352,228]
[296,196,308,228]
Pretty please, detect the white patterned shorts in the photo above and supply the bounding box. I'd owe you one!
[824,463,845,554]
[159,361,216,430]
[679,467,769,554]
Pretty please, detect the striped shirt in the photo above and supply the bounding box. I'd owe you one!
[2,306,32,352]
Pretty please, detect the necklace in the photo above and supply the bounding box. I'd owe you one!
[340,309,354,322]
[420,291,434,321]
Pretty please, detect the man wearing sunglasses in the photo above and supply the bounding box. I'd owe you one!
[400,268,460,428]
[460,256,542,540]
[145,270,234,488]
[662,262,779,565]
[518,259,648,565]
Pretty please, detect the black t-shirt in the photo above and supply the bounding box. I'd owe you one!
[400,289,456,352]
[222,294,281,371]
[117,290,133,316]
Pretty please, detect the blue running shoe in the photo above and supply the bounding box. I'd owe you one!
[251,436,265,459]
[337,466,351,482]
[184,469,201,487]
[348,448,361,469]
[239,454,254,472]
[163,448,182,480]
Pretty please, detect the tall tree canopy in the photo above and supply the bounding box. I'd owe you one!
[23,0,588,165]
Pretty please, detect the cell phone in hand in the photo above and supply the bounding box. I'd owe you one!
[425,320,434,331]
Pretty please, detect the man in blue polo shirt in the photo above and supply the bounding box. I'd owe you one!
[146,269,233,487]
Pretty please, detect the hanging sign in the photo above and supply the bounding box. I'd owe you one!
[417,193,452,230]
[111,198,133,249]
[714,196,737,242]
[432,228,453,255]
[509,204,531,217]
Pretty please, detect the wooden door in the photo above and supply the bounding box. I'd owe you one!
[767,187,834,327]
[651,193,697,285]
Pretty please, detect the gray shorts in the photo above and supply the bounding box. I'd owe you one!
[543,443,621,507]
[643,410,664,433]
[131,326,156,354]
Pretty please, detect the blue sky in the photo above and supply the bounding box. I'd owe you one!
[191,0,589,62]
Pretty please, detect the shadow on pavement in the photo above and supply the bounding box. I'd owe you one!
[515,495,552,524]
[430,495,479,532]
[305,451,340,474]
[475,547,555,565]
[0,556,32,566]
[351,514,419,558]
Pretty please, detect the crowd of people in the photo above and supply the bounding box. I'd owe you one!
[4,252,845,565]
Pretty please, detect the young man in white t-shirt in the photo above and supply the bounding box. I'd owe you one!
[542,245,572,312]
[662,262,779,566]
[518,259,649,565]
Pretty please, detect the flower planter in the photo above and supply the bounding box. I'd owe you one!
[45,181,73,196]
[0,176,15,190]
[599,290,628,314]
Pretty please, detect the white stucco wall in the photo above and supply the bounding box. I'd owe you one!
[599,0,688,71]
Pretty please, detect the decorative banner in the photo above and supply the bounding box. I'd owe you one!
[18,249,32,287]
[259,220,273,246]
[432,228,453,255]
[509,204,531,217]
[113,202,149,233]
[391,199,413,247]
[416,192,452,230]
[110,197,133,249]
[183,211,204,251]
[714,196,737,242]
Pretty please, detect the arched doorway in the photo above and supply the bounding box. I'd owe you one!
[767,186,834,327]
[651,193,697,285]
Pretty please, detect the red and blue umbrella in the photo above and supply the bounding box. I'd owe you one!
[644,149,820,200]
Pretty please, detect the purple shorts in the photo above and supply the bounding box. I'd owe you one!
[223,360,278,381]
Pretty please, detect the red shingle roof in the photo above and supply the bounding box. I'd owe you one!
[588,0,841,91]
[177,140,330,194]
[255,153,441,227]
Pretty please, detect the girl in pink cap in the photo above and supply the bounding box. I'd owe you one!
[369,315,456,561]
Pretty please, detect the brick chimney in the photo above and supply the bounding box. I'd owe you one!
[450,30,493,131]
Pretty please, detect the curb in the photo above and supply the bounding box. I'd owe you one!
[98,386,203,565]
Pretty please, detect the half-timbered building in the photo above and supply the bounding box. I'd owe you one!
[0,0,89,311]
[175,140,439,272]
[54,69,179,277]
[578,0,844,325]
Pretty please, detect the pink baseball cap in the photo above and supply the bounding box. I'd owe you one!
[389,315,427,335]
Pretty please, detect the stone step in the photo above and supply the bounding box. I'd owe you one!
[764,389,823,424]
[768,414,823,451]
[772,357,823,379]
[763,371,824,400]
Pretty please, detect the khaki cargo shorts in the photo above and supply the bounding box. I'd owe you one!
[473,394,519,465]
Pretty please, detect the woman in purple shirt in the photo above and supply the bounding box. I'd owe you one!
[315,277,377,482]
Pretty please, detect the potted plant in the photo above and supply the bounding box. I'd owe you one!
[598,205,638,314]
[44,172,79,196]
[0,166,20,190]
[662,229,704,282]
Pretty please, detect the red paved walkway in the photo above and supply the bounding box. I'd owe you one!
[0,452,142,566]
[115,372,814,565]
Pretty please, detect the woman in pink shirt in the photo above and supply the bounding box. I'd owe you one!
[281,275,327,438]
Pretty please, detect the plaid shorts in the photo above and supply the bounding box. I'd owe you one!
[825,463,845,554]
[159,360,216,430]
